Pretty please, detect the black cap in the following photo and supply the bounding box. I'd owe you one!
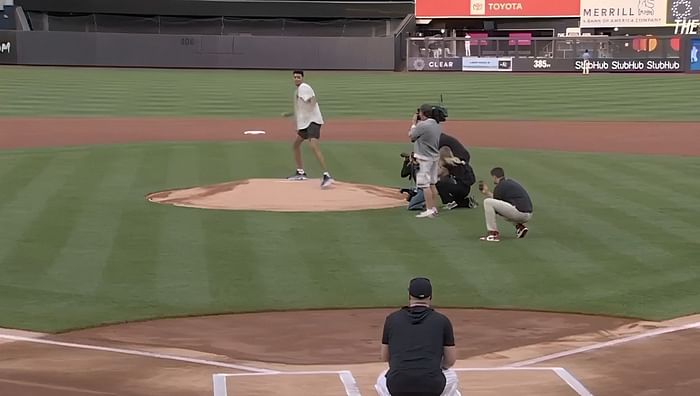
[419,103,434,115]
[408,277,432,299]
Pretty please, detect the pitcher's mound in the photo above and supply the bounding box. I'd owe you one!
[146,178,407,212]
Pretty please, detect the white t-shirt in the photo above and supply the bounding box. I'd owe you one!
[294,82,324,130]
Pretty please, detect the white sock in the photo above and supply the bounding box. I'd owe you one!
[323,171,330,177]
[297,169,305,174]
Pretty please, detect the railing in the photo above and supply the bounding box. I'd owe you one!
[407,35,683,60]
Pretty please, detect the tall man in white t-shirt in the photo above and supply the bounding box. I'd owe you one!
[285,70,334,188]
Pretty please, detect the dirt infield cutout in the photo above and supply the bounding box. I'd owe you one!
[3,310,699,395]
[146,178,407,212]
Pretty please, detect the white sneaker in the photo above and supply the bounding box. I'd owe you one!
[416,208,437,218]
[443,201,458,210]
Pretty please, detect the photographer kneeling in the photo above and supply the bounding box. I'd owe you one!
[437,147,478,210]
[399,152,426,211]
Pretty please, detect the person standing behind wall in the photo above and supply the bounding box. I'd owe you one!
[375,277,462,396]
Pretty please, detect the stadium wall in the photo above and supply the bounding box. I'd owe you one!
[3,31,399,70]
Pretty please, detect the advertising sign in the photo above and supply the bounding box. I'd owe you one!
[580,0,669,27]
[667,0,700,24]
[462,57,513,71]
[513,57,683,72]
[416,0,580,18]
[0,31,16,65]
[408,57,463,71]
[691,39,700,70]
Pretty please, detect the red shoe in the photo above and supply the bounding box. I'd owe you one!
[516,224,529,239]
[479,231,500,242]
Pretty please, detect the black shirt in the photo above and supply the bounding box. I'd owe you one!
[493,178,533,213]
[439,133,471,163]
[445,160,475,186]
[382,306,455,394]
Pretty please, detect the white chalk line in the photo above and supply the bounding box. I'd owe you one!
[339,370,362,396]
[215,367,592,396]
[0,334,277,374]
[454,367,592,396]
[553,368,594,396]
[508,320,700,367]
[213,371,361,396]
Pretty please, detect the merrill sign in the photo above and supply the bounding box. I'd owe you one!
[580,0,667,27]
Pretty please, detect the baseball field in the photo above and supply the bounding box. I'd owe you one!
[1,65,699,395]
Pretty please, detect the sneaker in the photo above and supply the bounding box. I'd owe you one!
[416,207,437,218]
[287,170,308,181]
[479,232,500,242]
[321,174,334,188]
[516,224,529,239]
[443,201,459,210]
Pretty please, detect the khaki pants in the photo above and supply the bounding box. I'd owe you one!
[484,198,532,232]
[375,368,462,396]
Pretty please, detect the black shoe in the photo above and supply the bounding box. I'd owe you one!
[321,174,334,188]
[287,170,308,180]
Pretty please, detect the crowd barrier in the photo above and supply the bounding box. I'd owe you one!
[407,35,695,73]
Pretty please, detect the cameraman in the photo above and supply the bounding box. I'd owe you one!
[399,152,426,211]
[409,104,443,218]
[437,147,478,210]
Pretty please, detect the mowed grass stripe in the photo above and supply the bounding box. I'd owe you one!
[614,160,700,207]
[510,155,673,263]
[545,156,698,246]
[36,147,146,294]
[93,146,173,304]
[154,146,211,307]
[565,158,699,242]
[196,143,262,307]
[0,154,55,208]
[0,152,87,283]
[0,67,698,119]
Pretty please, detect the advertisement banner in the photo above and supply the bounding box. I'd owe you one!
[691,39,700,71]
[462,57,513,71]
[0,31,17,65]
[408,57,463,71]
[416,0,580,18]
[580,0,669,27]
[513,57,683,72]
[668,0,700,24]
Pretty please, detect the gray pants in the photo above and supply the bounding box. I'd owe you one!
[484,198,532,232]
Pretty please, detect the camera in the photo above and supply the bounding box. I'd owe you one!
[478,180,485,191]
[432,105,448,123]
[417,105,448,124]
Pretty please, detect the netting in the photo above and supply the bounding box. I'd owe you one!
[26,12,402,37]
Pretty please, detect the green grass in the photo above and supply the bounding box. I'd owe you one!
[1,141,698,332]
[1,66,700,120]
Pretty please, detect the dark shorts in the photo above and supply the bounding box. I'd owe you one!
[297,122,322,140]
[387,370,446,396]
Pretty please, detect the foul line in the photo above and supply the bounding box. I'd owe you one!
[339,370,362,396]
[553,368,594,396]
[213,371,361,396]
[0,334,277,374]
[508,320,700,367]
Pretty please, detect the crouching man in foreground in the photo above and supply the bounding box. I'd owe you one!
[375,277,462,396]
